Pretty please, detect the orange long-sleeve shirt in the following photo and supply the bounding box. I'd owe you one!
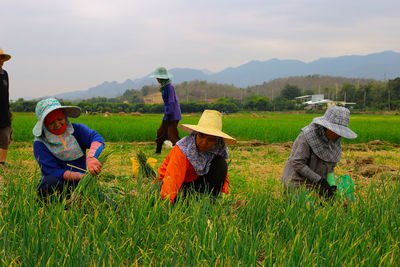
[156,145,229,202]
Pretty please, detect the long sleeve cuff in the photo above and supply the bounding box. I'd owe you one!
[299,165,321,183]
[87,141,104,158]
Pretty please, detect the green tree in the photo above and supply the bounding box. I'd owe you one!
[141,86,151,96]
[303,89,314,95]
[388,78,400,101]
[281,84,301,100]
[339,83,357,102]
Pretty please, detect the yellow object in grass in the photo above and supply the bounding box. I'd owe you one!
[131,157,157,176]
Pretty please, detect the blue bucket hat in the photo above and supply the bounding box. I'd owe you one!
[149,67,174,79]
[32,98,81,137]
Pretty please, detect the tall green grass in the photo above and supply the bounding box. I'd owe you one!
[11,112,400,143]
[1,142,399,265]
[0,167,399,265]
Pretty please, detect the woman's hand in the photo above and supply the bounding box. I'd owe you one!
[63,171,84,181]
[87,157,103,176]
[318,179,334,199]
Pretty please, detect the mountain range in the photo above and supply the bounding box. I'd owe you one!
[54,51,400,100]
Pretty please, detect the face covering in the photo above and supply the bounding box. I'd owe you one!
[176,132,228,176]
[44,109,67,135]
[158,79,171,91]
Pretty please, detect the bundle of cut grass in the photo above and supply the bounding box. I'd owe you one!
[73,150,113,197]
[136,150,157,180]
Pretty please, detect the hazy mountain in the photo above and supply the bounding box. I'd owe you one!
[307,51,399,80]
[54,51,400,100]
[200,69,215,75]
[54,68,211,100]
[209,59,308,87]
[54,79,137,100]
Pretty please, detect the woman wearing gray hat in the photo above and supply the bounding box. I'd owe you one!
[282,105,357,199]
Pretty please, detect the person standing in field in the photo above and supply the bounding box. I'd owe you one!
[32,98,105,198]
[0,48,12,166]
[281,105,357,199]
[150,67,181,154]
[155,110,236,203]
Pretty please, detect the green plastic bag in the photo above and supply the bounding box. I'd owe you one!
[335,174,356,201]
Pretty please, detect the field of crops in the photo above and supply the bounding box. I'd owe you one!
[11,112,400,144]
[1,113,399,265]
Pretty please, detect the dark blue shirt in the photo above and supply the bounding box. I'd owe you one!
[161,83,182,121]
[33,123,104,180]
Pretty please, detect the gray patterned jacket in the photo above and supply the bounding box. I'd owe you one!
[281,132,337,190]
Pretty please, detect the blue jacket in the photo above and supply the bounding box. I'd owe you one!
[33,123,104,180]
[161,83,182,121]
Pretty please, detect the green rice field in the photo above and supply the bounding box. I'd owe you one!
[10,112,400,144]
[1,112,399,265]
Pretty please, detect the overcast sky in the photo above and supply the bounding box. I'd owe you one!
[2,0,399,100]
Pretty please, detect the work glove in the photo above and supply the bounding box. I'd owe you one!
[318,178,334,199]
[166,114,173,125]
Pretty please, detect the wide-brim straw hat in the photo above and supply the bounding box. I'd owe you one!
[0,48,11,61]
[150,66,174,79]
[180,110,237,145]
[312,105,357,139]
[33,98,81,137]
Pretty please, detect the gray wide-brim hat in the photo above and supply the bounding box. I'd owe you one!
[149,66,174,79]
[32,98,81,137]
[312,105,357,139]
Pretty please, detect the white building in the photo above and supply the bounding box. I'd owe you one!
[296,94,355,109]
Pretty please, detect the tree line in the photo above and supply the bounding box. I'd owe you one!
[11,76,400,113]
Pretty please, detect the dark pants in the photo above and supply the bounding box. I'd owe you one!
[37,175,79,199]
[155,120,180,153]
[181,155,228,198]
[0,126,12,149]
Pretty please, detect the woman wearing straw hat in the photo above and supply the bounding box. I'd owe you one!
[0,48,12,165]
[33,98,105,198]
[155,110,236,203]
[282,105,357,199]
[150,67,182,154]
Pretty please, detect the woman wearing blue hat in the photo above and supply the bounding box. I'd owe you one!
[33,98,105,198]
[150,67,182,154]
[282,105,357,199]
